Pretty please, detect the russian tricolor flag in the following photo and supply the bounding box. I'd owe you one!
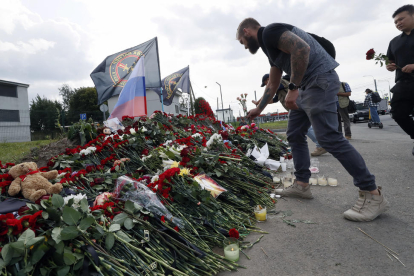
[109,56,147,119]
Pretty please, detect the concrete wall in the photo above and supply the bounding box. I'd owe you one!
[0,84,31,142]
[108,89,187,117]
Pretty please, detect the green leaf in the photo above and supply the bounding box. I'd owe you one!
[124,218,134,230]
[31,244,47,265]
[62,206,81,225]
[105,233,115,250]
[63,253,76,265]
[108,224,121,232]
[10,242,25,256]
[55,241,64,254]
[52,194,64,208]
[79,216,95,231]
[80,198,89,213]
[46,207,61,222]
[60,226,80,240]
[40,268,48,276]
[57,266,70,276]
[27,237,45,248]
[112,212,128,225]
[116,231,132,242]
[52,228,62,244]
[74,258,84,271]
[0,258,5,270]
[18,229,35,246]
[124,200,135,213]
[1,244,14,265]
[42,211,49,219]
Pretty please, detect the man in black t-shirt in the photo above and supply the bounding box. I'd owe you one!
[386,4,414,155]
[236,18,389,222]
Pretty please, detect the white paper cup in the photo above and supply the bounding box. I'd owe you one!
[280,157,285,162]
[281,162,287,171]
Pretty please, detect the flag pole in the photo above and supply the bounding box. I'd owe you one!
[160,87,164,112]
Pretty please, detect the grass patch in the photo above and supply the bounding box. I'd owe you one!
[259,120,288,130]
[0,140,54,163]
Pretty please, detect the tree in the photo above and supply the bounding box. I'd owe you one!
[30,95,63,131]
[67,87,108,124]
[58,84,75,111]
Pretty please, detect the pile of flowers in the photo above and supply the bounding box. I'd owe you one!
[0,111,289,275]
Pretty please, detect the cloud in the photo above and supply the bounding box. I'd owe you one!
[0,0,94,90]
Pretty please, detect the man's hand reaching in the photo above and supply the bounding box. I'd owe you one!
[285,89,299,110]
[247,107,262,121]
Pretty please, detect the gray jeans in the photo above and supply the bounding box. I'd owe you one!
[337,106,351,136]
[286,70,376,191]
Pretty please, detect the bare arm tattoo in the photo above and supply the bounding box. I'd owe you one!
[258,87,272,110]
[277,31,310,86]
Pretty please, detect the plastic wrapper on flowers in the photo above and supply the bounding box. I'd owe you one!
[114,175,184,228]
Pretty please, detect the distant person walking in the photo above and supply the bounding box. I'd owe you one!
[337,82,352,139]
[386,4,414,155]
[364,89,381,125]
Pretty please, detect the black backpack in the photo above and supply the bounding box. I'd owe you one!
[347,100,357,113]
[371,92,382,103]
[308,33,336,59]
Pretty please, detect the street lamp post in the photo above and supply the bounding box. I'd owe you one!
[363,75,378,92]
[216,82,224,120]
[378,79,392,101]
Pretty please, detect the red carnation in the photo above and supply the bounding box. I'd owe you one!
[366,48,375,60]
[228,228,239,239]
[161,216,166,223]
[174,226,179,232]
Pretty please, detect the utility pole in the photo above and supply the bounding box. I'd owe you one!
[216,82,223,111]
[254,90,257,101]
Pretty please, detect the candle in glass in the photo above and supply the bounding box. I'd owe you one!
[224,238,240,262]
[281,162,287,171]
[328,177,338,186]
[318,176,327,186]
[309,178,318,185]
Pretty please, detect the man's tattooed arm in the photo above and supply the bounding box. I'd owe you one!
[258,67,282,111]
[277,31,310,86]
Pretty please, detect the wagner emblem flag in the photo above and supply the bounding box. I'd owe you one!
[109,56,147,119]
[157,66,190,106]
[91,37,161,105]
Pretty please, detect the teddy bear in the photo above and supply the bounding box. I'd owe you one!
[7,162,62,202]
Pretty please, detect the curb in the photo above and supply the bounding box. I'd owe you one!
[271,129,287,132]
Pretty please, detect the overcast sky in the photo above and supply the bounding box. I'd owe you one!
[0,0,409,116]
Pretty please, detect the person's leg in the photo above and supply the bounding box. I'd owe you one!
[391,92,414,139]
[301,71,376,191]
[287,109,312,183]
[337,107,343,133]
[369,106,381,123]
[339,107,352,137]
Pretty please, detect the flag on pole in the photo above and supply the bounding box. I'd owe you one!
[109,56,147,119]
[156,66,190,106]
[91,37,161,105]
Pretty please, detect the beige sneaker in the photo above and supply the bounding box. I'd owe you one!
[311,147,327,156]
[345,136,352,140]
[275,180,313,199]
[343,187,390,222]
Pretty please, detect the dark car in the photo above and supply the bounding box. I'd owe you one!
[353,103,369,123]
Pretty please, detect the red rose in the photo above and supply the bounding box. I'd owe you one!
[141,149,149,156]
[17,206,30,216]
[35,195,51,205]
[228,228,239,239]
[366,48,375,60]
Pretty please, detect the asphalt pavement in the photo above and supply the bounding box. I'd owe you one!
[219,115,414,276]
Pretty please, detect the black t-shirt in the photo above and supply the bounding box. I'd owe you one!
[387,30,414,82]
[257,23,338,86]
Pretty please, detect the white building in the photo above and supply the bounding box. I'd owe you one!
[107,89,187,116]
[0,80,31,142]
[216,107,234,123]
